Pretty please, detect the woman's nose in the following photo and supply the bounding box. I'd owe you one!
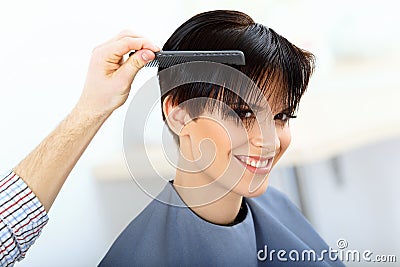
[249,120,276,152]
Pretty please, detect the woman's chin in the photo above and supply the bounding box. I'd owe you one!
[232,177,270,198]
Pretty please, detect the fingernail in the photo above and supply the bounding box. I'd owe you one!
[141,51,150,61]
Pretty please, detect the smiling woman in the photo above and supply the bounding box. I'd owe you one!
[158,9,313,217]
[99,10,345,266]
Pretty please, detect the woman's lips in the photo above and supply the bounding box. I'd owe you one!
[234,155,273,175]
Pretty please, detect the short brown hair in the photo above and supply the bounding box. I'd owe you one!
[159,10,315,144]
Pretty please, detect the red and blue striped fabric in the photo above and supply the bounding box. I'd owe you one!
[0,171,48,266]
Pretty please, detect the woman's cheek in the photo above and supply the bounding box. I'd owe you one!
[280,125,292,154]
[272,124,292,166]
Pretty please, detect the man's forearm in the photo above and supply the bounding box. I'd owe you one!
[0,31,158,265]
[13,106,111,212]
[12,32,158,213]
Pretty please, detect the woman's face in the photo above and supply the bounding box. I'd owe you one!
[180,100,292,198]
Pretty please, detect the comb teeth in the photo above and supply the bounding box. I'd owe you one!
[142,50,245,67]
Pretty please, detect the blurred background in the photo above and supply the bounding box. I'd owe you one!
[0,0,399,266]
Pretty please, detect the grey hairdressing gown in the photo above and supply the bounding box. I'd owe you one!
[99,182,345,266]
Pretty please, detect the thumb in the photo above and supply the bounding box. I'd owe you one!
[117,49,155,80]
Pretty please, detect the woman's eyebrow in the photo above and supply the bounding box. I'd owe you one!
[248,104,263,110]
[276,107,292,114]
[227,103,261,109]
[226,102,275,113]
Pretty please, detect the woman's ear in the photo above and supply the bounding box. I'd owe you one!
[162,95,191,136]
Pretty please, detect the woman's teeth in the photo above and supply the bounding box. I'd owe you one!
[242,158,268,168]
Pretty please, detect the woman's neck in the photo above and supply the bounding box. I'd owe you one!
[173,169,243,225]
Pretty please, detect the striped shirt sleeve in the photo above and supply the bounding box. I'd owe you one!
[0,171,49,266]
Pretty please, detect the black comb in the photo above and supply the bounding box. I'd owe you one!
[129,50,245,67]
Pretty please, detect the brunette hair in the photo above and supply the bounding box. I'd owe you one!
[159,10,315,144]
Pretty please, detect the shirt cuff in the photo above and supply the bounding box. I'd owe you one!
[0,170,49,260]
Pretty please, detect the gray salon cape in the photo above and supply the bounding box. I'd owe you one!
[99,182,345,266]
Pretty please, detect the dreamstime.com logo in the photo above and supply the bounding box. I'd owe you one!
[257,239,397,263]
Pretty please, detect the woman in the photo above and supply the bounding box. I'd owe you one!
[100,10,344,266]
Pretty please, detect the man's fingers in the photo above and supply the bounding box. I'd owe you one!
[111,37,160,57]
[116,49,155,81]
[89,32,160,86]
[91,36,159,67]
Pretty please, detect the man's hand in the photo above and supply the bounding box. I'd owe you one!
[14,30,159,212]
[78,30,160,116]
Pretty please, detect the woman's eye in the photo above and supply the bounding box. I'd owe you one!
[274,113,288,121]
[234,109,255,119]
[274,113,295,123]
